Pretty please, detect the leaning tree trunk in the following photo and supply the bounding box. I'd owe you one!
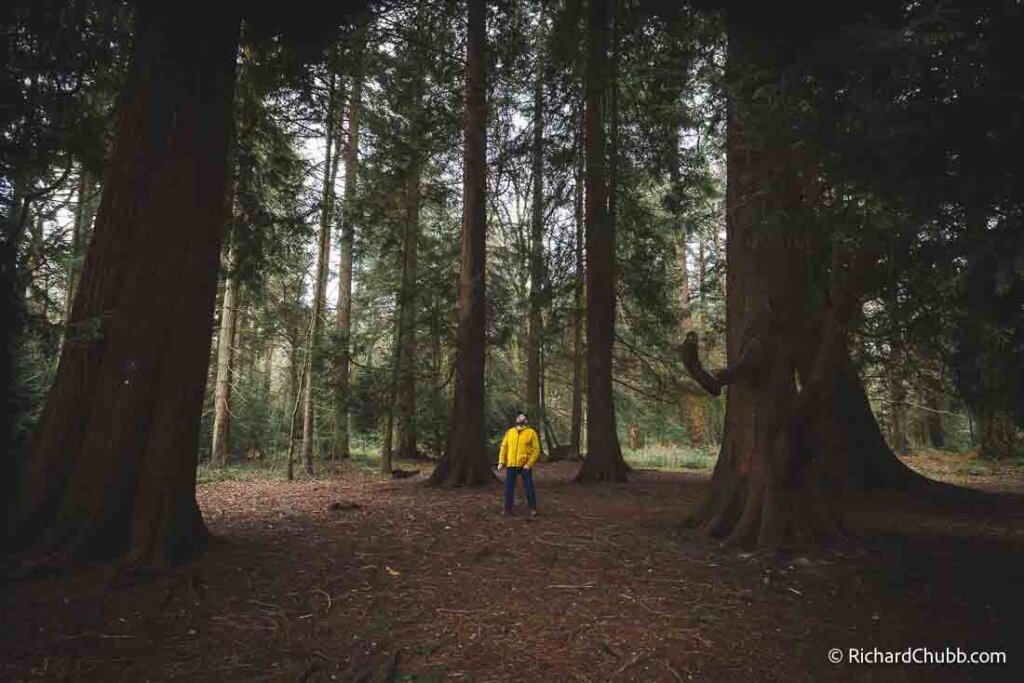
[430,0,493,486]
[210,245,240,467]
[576,0,628,482]
[8,3,240,565]
[301,68,343,475]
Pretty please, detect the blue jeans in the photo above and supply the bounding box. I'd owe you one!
[504,466,537,511]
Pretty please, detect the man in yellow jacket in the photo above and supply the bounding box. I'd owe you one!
[497,412,540,516]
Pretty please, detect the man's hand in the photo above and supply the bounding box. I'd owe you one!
[523,464,531,470]
[496,463,504,470]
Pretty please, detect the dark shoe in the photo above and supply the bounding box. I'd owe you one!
[529,509,538,518]
[502,507,511,516]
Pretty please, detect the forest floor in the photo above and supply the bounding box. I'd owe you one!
[3,453,1024,682]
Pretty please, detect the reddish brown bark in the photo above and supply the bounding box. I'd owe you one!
[679,18,842,548]
[680,16,952,549]
[430,0,492,487]
[9,3,240,565]
[396,102,423,462]
[576,0,628,482]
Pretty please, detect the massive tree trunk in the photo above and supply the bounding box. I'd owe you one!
[7,3,240,565]
[525,13,545,425]
[210,245,240,467]
[430,0,493,486]
[576,0,628,482]
[334,33,365,461]
[678,16,844,548]
[680,17,947,549]
[301,68,343,475]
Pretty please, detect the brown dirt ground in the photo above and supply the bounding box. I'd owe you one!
[3,459,1024,682]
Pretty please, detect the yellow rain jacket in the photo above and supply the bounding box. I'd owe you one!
[498,426,540,468]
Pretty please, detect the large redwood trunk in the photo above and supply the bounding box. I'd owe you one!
[681,15,947,549]
[576,0,628,482]
[681,17,842,548]
[8,3,240,565]
[430,0,493,486]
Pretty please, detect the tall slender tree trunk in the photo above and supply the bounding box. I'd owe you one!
[8,2,240,564]
[393,11,427,464]
[0,183,29,471]
[539,343,558,454]
[526,12,546,425]
[431,302,445,457]
[380,409,394,474]
[210,245,240,467]
[887,375,910,454]
[382,269,403,475]
[431,0,493,486]
[671,138,709,448]
[576,0,628,482]
[924,381,946,449]
[63,169,95,324]
[286,351,308,482]
[396,133,422,461]
[697,236,706,328]
[569,101,585,458]
[23,215,45,317]
[678,241,691,329]
[301,69,343,476]
[335,32,366,461]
